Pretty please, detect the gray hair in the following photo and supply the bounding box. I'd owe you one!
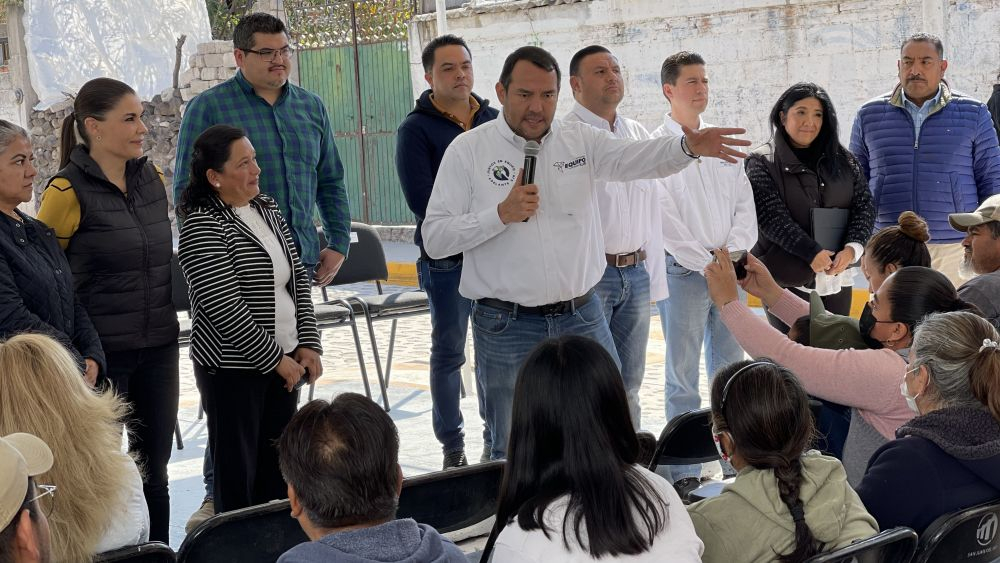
[0,120,28,154]
[911,311,999,410]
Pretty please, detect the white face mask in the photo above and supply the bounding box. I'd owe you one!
[712,429,731,463]
[900,365,922,414]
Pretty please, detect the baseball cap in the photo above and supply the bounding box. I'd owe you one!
[808,291,868,350]
[0,433,53,529]
[949,194,1000,232]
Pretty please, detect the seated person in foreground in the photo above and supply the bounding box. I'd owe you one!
[1,432,54,563]
[0,333,148,560]
[687,360,877,563]
[277,394,466,563]
[489,336,703,562]
[857,311,1000,533]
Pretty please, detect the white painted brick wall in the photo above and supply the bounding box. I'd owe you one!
[410,0,1000,146]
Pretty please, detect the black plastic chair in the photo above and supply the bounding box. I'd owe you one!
[912,500,1000,563]
[321,223,431,411]
[94,542,176,562]
[397,461,504,533]
[177,500,308,563]
[803,527,918,563]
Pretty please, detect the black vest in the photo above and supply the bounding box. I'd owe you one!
[751,135,855,287]
[53,147,178,351]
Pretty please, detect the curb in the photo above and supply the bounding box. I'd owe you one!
[386,261,869,317]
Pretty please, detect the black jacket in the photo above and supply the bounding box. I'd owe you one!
[395,90,498,257]
[0,210,105,371]
[856,406,1000,534]
[53,147,178,352]
[745,133,874,287]
[988,84,1000,146]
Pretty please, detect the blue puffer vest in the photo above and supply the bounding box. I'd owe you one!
[849,83,1000,243]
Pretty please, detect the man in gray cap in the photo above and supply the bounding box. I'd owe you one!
[950,193,1000,329]
[0,433,54,563]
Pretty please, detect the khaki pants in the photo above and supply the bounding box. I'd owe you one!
[927,242,965,289]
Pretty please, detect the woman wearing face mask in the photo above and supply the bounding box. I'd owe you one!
[36,78,178,543]
[745,82,875,330]
[687,360,877,563]
[856,311,1000,534]
[705,250,977,485]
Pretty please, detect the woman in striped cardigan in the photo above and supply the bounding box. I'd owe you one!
[178,125,322,514]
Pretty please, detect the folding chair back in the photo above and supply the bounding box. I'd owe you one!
[803,527,918,563]
[176,500,307,563]
[648,408,717,469]
[397,461,504,533]
[330,223,389,287]
[94,542,176,562]
[913,500,1000,563]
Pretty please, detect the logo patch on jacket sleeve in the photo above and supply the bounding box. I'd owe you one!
[552,155,587,172]
[488,159,516,187]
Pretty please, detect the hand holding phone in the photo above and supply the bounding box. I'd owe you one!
[731,250,748,281]
[293,368,310,391]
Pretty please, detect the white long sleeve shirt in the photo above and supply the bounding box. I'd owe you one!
[651,114,758,273]
[562,103,667,301]
[422,113,694,306]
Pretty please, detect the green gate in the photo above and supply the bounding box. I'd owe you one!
[287,0,416,224]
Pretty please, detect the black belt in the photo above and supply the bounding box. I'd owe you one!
[477,289,595,316]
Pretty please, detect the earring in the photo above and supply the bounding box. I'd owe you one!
[96,135,102,142]
[215,183,221,187]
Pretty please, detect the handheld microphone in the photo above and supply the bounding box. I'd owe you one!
[521,141,540,222]
[523,140,540,184]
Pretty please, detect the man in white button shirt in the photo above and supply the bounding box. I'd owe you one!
[652,52,757,491]
[562,45,666,428]
[422,46,750,459]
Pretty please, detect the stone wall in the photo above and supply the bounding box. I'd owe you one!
[410,0,1000,146]
[180,40,237,103]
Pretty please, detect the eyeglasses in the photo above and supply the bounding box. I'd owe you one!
[29,484,56,517]
[242,46,296,62]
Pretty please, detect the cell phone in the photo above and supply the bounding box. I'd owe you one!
[292,368,310,391]
[731,250,748,281]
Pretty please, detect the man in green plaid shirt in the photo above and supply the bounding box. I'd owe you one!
[174,12,351,283]
[173,12,351,532]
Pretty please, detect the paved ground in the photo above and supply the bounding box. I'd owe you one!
[166,242,867,547]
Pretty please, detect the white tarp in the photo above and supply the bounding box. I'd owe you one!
[24,0,212,109]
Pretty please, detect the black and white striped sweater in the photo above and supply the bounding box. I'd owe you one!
[178,194,321,372]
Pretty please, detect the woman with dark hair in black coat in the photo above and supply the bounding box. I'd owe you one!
[746,82,875,329]
[0,119,104,377]
[485,336,703,562]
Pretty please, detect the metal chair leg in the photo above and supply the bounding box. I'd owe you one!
[174,421,184,450]
[384,318,397,386]
[350,298,390,411]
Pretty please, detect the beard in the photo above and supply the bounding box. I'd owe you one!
[959,252,979,281]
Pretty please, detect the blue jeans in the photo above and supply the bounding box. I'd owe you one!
[472,293,619,460]
[594,263,650,428]
[657,254,745,481]
[418,257,489,454]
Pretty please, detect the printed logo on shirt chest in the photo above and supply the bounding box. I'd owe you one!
[553,155,587,172]
[487,159,516,187]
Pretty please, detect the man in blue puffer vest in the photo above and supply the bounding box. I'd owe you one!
[850,32,1000,288]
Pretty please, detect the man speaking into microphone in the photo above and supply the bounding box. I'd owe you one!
[423,45,749,459]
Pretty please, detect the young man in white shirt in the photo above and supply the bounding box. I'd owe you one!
[562,45,666,427]
[652,52,757,493]
[423,45,750,459]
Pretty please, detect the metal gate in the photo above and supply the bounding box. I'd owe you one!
[287,0,416,224]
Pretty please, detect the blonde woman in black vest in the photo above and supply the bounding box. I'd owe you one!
[36,78,178,543]
[745,83,875,330]
[178,125,322,514]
